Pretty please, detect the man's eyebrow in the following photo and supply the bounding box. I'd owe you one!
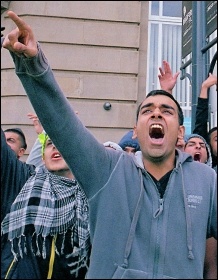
[187,140,205,144]
[6,137,15,141]
[140,103,153,110]
[140,103,175,111]
[187,141,195,144]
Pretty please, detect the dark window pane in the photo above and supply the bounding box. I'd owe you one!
[163,1,182,17]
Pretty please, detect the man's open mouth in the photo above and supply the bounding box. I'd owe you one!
[194,153,201,161]
[149,124,164,139]
[52,152,62,159]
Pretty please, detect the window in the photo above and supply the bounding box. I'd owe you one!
[151,1,159,16]
[162,1,182,17]
[151,1,182,17]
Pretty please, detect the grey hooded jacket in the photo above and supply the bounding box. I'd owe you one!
[8,45,217,279]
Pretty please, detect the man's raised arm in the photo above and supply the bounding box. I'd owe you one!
[3,11,114,198]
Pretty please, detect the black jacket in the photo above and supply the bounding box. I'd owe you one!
[1,128,35,224]
[193,98,217,169]
[193,97,209,142]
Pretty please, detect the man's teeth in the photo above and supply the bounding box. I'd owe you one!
[151,124,163,131]
[150,124,164,138]
[53,154,60,158]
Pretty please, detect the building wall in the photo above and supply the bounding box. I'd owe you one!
[1,1,149,161]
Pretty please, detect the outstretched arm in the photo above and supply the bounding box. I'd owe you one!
[158,60,180,94]
[3,11,118,198]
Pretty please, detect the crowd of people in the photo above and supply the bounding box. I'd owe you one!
[1,11,217,279]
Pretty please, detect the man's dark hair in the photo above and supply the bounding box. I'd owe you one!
[4,128,27,150]
[208,126,217,142]
[136,90,184,125]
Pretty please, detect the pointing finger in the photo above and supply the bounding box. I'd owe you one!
[7,11,30,32]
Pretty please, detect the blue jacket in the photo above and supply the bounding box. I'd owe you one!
[8,45,217,279]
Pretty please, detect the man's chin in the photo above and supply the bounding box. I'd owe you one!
[48,168,71,174]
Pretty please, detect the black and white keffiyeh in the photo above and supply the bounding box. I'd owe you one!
[1,165,90,276]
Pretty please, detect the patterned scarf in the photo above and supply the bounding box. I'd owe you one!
[1,165,90,276]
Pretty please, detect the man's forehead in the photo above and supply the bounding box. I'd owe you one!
[142,95,177,108]
[188,138,205,143]
[45,138,52,144]
[5,131,20,138]
[211,130,217,137]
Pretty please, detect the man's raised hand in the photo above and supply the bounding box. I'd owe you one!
[3,11,38,58]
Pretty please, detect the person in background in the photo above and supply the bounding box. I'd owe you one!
[118,130,140,154]
[184,134,217,279]
[193,73,217,171]
[1,134,91,279]
[103,141,123,152]
[2,99,90,280]
[1,127,36,279]
[2,12,217,278]
[184,133,216,279]
[4,128,27,159]
[184,133,212,167]
[1,127,35,223]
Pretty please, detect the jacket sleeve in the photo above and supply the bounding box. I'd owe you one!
[9,44,120,199]
[193,97,209,142]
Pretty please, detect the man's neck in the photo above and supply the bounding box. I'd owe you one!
[143,154,176,181]
[52,169,75,180]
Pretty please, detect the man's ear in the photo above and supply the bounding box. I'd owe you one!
[132,125,137,139]
[179,125,185,138]
[18,148,25,158]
